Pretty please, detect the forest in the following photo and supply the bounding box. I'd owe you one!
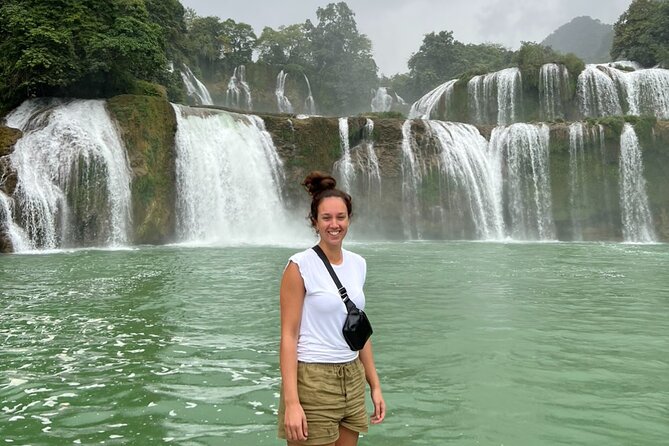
[0,0,668,116]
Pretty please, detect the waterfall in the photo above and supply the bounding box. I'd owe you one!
[334,118,354,192]
[4,99,132,251]
[425,121,504,239]
[371,87,394,112]
[225,65,253,110]
[568,123,589,240]
[303,74,316,115]
[577,65,623,117]
[490,123,554,240]
[468,68,522,125]
[0,191,29,251]
[363,119,381,186]
[180,65,213,106]
[356,119,381,197]
[596,124,616,235]
[616,68,669,119]
[400,120,423,239]
[619,124,655,243]
[409,80,456,119]
[171,104,306,245]
[275,70,293,113]
[540,63,569,120]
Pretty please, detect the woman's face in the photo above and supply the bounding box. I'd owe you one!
[315,196,349,246]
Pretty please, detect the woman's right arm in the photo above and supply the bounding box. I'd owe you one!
[279,261,308,442]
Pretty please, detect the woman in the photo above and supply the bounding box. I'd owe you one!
[278,171,385,446]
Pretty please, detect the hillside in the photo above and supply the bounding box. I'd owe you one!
[541,16,614,63]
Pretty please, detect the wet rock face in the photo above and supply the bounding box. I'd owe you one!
[0,126,22,157]
[0,126,21,195]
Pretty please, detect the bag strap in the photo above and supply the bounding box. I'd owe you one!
[312,245,357,313]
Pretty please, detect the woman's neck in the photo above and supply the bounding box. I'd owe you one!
[318,242,343,265]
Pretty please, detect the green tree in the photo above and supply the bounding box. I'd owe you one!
[220,19,257,68]
[305,2,378,114]
[257,24,312,68]
[0,0,168,110]
[185,16,227,77]
[184,15,256,80]
[407,30,512,99]
[611,0,669,67]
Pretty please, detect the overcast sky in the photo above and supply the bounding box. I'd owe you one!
[180,0,633,76]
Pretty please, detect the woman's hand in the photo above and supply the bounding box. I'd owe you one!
[370,387,386,424]
[284,402,308,441]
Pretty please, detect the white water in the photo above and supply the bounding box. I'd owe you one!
[426,121,504,239]
[4,99,132,251]
[490,123,554,240]
[409,80,456,119]
[356,119,381,197]
[225,65,253,110]
[616,68,669,118]
[568,123,589,240]
[0,191,29,251]
[577,64,669,119]
[619,124,655,243]
[275,71,293,113]
[469,68,521,125]
[171,104,308,245]
[361,119,381,188]
[577,64,623,118]
[371,87,394,112]
[334,118,354,193]
[303,74,316,115]
[540,63,569,120]
[400,120,423,239]
[181,65,213,106]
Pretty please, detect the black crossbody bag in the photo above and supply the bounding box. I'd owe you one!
[312,245,373,351]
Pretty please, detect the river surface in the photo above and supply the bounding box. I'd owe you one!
[1,241,668,445]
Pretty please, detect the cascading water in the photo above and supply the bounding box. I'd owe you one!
[361,119,381,190]
[409,80,456,119]
[425,121,504,239]
[3,99,132,251]
[334,118,354,193]
[171,104,306,245]
[619,123,655,243]
[577,64,623,118]
[400,120,423,239]
[612,68,669,119]
[568,122,589,240]
[371,87,394,112]
[342,119,383,238]
[275,70,293,113]
[469,68,521,125]
[490,123,554,240]
[353,119,382,198]
[540,63,570,121]
[181,65,213,106]
[0,191,29,251]
[303,74,316,115]
[225,65,253,110]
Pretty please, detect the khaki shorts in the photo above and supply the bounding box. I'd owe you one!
[278,358,368,445]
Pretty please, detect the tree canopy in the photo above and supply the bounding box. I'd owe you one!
[8,0,662,116]
[405,30,513,99]
[611,0,669,67]
[0,0,169,110]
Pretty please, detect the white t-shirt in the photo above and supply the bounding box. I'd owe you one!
[288,247,367,363]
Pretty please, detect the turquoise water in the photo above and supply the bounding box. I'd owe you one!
[1,242,668,445]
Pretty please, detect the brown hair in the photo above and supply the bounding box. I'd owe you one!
[301,171,352,227]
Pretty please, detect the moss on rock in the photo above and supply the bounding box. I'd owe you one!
[106,95,177,244]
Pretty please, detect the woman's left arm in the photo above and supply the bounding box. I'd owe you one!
[359,340,386,424]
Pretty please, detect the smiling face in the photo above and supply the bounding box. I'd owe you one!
[314,196,350,247]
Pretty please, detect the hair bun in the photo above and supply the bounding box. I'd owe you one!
[302,171,337,197]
